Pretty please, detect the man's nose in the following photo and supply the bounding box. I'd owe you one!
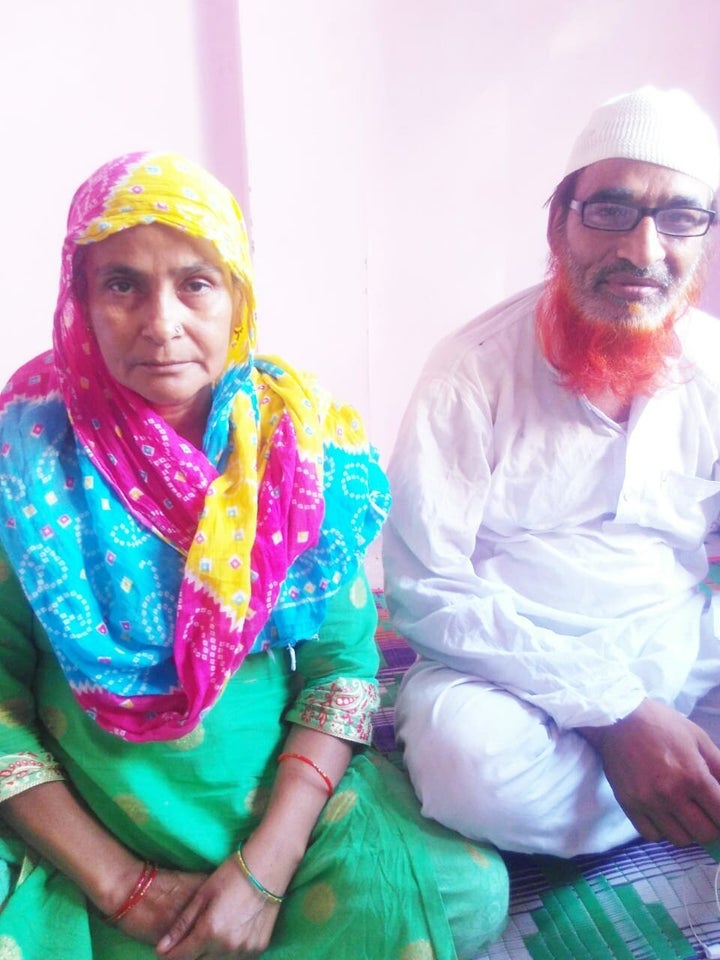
[615,215,667,269]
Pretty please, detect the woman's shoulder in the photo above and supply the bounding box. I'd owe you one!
[0,352,68,457]
[0,351,60,414]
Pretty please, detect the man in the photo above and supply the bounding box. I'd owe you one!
[383,86,720,857]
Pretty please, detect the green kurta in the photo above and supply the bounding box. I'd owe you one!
[0,549,508,959]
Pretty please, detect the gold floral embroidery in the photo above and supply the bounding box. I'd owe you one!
[348,575,368,609]
[244,784,271,817]
[301,882,336,924]
[168,724,205,750]
[0,934,23,960]
[0,751,64,802]
[289,679,379,744]
[322,789,358,824]
[0,697,34,728]
[39,705,68,741]
[400,942,435,960]
[114,794,150,824]
[466,841,490,868]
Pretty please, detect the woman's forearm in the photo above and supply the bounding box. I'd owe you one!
[241,726,353,895]
[0,727,354,927]
[0,780,143,915]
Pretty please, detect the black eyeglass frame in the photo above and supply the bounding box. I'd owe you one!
[569,199,717,238]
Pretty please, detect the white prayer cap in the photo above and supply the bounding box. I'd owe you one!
[564,86,720,192]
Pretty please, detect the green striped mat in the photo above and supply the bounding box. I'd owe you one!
[476,841,720,960]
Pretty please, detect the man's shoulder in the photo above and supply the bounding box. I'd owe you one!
[425,283,543,376]
[682,303,720,334]
[678,305,720,382]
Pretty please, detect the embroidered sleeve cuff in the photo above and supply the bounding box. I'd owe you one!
[0,751,65,803]
[286,678,379,744]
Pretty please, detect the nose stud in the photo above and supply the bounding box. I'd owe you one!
[173,323,182,335]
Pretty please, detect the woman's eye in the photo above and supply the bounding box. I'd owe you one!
[107,279,134,294]
[184,278,212,294]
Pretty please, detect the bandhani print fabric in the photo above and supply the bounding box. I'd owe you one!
[0,152,390,743]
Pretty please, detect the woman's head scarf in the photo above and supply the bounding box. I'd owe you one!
[0,152,390,741]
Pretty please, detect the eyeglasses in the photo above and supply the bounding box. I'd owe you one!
[569,199,716,237]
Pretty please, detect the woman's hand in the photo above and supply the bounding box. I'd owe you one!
[152,726,353,958]
[154,855,282,960]
[110,868,208,946]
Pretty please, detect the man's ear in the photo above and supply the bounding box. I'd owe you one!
[545,170,580,256]
[547,195,566,256]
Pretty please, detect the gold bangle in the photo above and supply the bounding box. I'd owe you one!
[235,844,286,905]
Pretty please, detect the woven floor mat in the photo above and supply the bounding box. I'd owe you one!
[476,841,720,959]
[371,590,720,959]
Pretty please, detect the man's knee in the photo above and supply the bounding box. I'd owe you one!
[396,664,558,841]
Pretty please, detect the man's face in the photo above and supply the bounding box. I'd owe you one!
[554,158,713,330]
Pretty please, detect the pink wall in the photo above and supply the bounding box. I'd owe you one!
[235,0,720,580]
[1,0,208,384]
[237,0,720,465]
[4,0,720,585]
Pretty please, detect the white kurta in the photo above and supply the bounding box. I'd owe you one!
[383,284,720,854]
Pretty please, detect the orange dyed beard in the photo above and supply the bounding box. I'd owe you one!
[536,256,704,402]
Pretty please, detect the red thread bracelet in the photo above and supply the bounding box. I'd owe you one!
[277,752,334,798]
[106,861,158,924]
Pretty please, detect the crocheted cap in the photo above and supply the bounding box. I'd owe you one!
[565,86,720,192]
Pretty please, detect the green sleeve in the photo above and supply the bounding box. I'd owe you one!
[286,567,380,744]
[0,541,65,801]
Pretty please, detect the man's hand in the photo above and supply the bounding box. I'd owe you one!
[580,699,720,846]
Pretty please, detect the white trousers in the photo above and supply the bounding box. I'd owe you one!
[395,659,720,858]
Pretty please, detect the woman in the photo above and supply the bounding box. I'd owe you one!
[0,152,508,959]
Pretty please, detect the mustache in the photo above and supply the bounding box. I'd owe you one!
[536,258,684,402]
[592,260,673,288]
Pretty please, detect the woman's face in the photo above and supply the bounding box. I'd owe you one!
[83,222,239,441]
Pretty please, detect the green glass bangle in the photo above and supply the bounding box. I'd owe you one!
[235,844,286,905]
